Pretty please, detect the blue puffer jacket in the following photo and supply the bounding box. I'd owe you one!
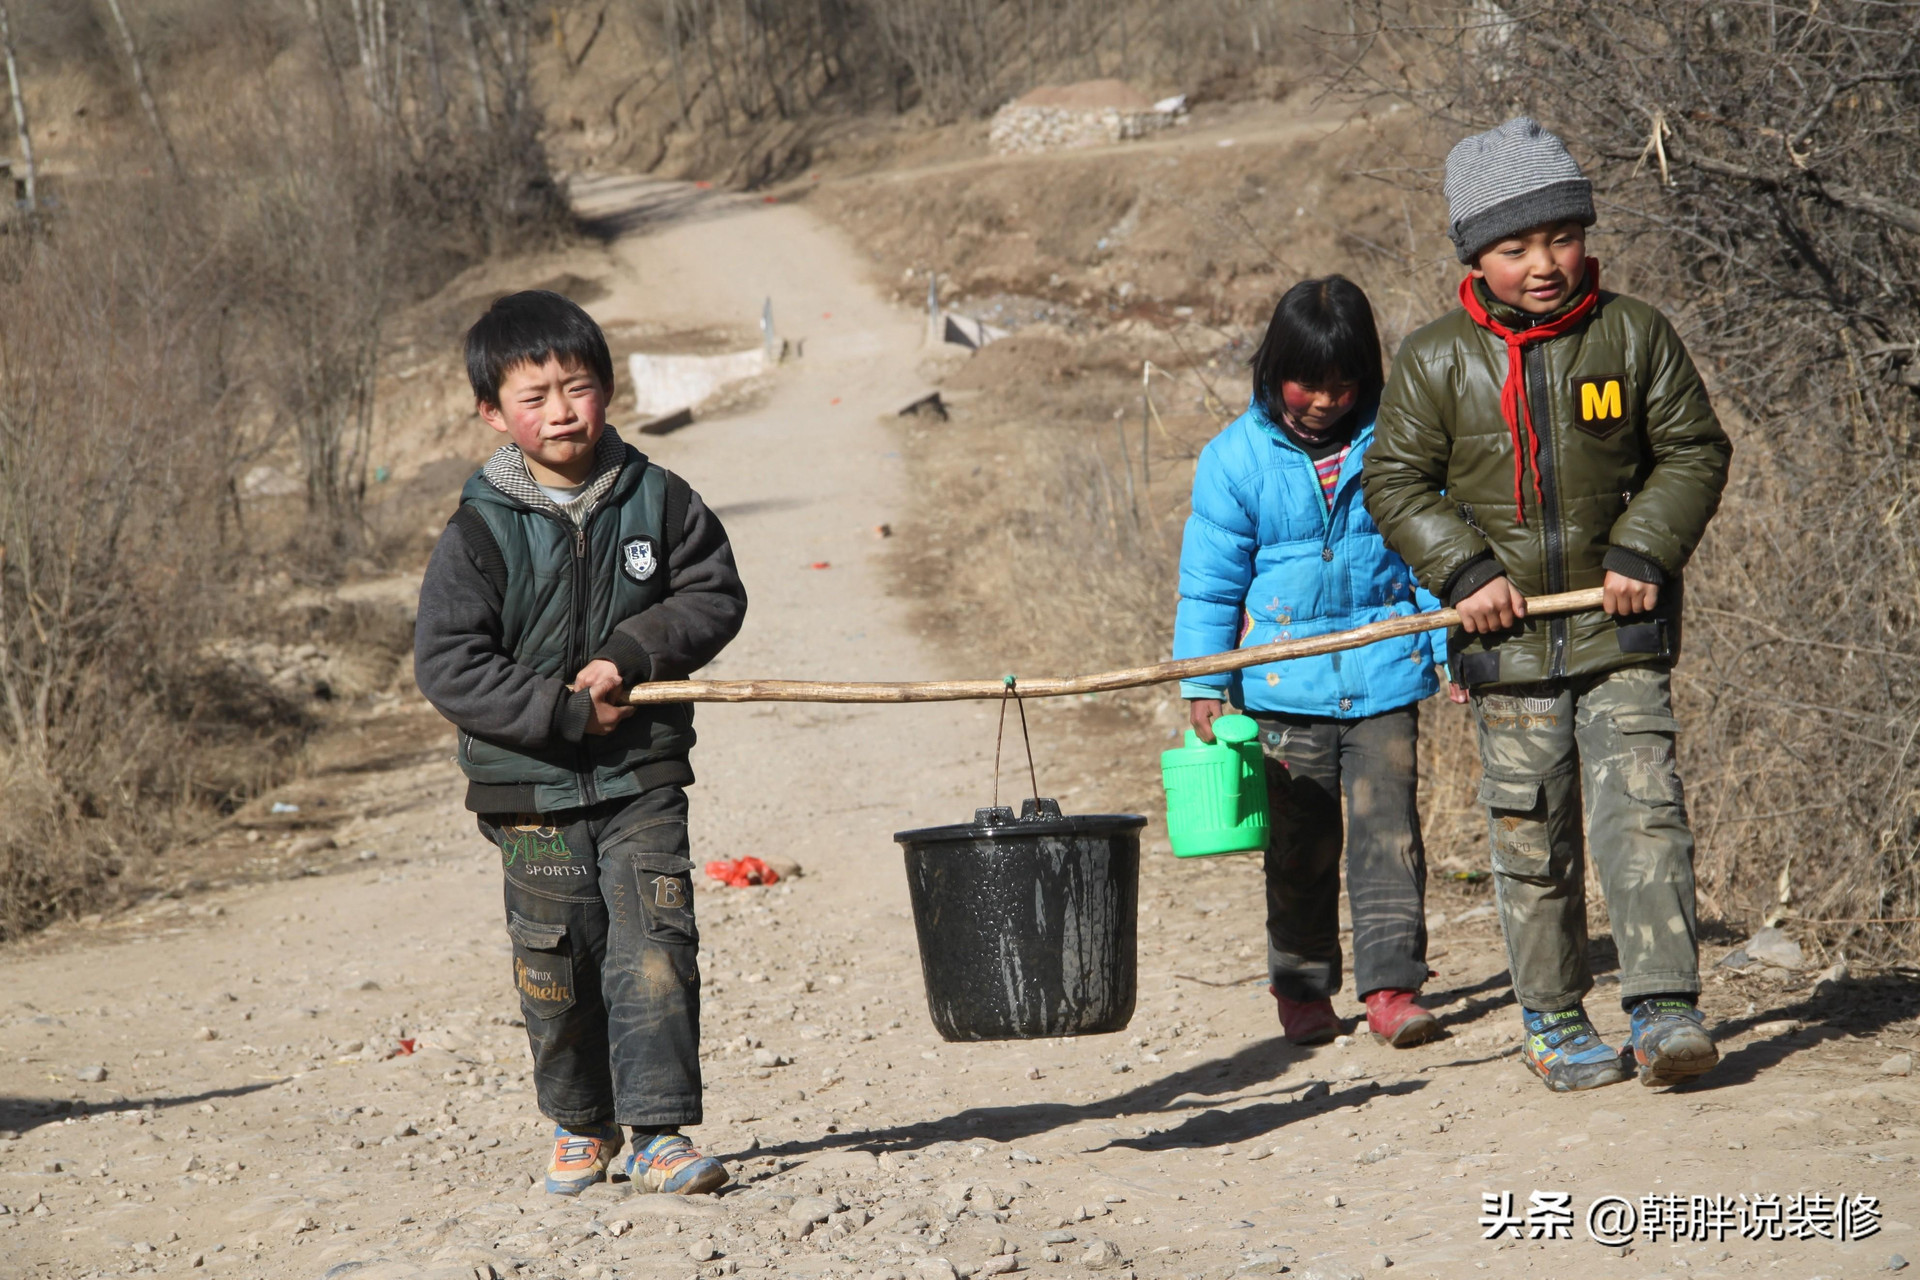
[1174,402,1446,717]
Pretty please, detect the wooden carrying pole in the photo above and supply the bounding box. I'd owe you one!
[629,587,1607,706]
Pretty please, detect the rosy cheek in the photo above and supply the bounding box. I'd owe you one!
[1280,387,1317,419]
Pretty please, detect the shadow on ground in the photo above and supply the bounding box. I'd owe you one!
[0,1080,286,1139]
[1679,971,1920,1092]
[729,1037,1430,1164]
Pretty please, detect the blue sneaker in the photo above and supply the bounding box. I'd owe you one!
[620,1131,729,1196]
[1520,1006,1630,1092]
[1624,998,1719,1087]
[544,1121,623,1195]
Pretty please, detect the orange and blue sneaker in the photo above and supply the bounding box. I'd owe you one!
[620,1131,729,1196]
[1520,1006,1629,1092]
[1623,997,1719,1087]
[544,1121,623,1196]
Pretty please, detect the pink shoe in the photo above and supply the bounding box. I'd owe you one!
[1272,987,1342,1045]
[1365,988,1440,1047]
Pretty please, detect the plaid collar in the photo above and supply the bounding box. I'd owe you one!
[482,425,629,525]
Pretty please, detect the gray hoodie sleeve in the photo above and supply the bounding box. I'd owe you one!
[413,519,593,748]
[590,486,748,682]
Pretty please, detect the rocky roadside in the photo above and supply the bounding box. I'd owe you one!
[4,807,1918,1280]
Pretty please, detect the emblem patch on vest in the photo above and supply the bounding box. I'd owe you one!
[1572,374,1628,439]
[620,535,659,583]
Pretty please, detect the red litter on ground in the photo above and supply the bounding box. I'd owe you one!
[706,857,780,888]
[387,1038,417,1058]
[763,195,778,203]
[807,562,832,570]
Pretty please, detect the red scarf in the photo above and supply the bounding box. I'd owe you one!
[1457,259,1601,523]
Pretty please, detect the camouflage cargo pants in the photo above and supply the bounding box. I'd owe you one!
[1472,665,1700,1012]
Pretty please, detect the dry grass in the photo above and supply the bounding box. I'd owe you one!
[865,81,1920,961]
[892,332,1496,874]
[1338,0,1920,961]
[0,1,564,938]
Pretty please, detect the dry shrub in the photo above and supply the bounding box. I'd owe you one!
[1338,0,1920,958]
[554,0,1347,182]
[0,0,568,937]
[895,335,1194,690]
[857,117,1494,863]
[898,327,1499,871]
[0,193,311,935]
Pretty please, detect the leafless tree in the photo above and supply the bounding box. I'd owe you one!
[0,0,33,210]
[99,0,184,178]
[1337,0,1920,956]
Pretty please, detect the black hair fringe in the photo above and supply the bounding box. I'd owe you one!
[465,290,615,407]
[1249,275,1385,419]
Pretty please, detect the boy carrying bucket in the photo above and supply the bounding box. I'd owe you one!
[1363,119,1733,1091]
[414,291,747,1192]
[1175,276,1448,1050]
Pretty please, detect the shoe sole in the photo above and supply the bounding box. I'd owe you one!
[1371,1012,1441,1048]
[1285,1025,1341,1047]
[544,1171,606,1195]
[627,1160,729,1196]
[1637,1038,1720,1088]
[1524,1054,1629,1093]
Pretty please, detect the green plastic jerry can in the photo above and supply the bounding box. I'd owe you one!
[1160,713,1271,857]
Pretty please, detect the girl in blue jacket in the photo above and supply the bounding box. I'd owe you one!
[1175,276,1446,1049]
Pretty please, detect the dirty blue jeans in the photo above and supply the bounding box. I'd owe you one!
[478,785,702,1130]
[1471,666,1700,1012]
[1253,707,1430,1002]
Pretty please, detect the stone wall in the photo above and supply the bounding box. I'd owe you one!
[987,104,1175,155]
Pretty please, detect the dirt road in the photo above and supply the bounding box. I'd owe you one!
[3,179,1915,1280]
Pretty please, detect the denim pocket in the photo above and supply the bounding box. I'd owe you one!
[634,852,698,947]
[507,912,577,1020]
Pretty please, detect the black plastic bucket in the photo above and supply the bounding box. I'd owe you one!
[894,798,1145,1041]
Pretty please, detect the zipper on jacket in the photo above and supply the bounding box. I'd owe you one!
[533,507,601,809]
[1325,477,1349,679]
[1524,343,1568,678]
[1293,430,1357,684]
[570,519,600,807]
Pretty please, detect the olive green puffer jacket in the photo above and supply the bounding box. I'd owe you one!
[1362,284,1732,688]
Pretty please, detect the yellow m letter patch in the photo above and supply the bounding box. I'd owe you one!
[1573,374,1627,439]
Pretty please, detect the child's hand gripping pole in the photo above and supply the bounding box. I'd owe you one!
[626,588,1608,706]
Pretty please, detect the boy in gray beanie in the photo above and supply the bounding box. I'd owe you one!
[1362,117,1733,1094]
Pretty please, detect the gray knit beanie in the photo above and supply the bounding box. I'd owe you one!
[1444,117,1594,263]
